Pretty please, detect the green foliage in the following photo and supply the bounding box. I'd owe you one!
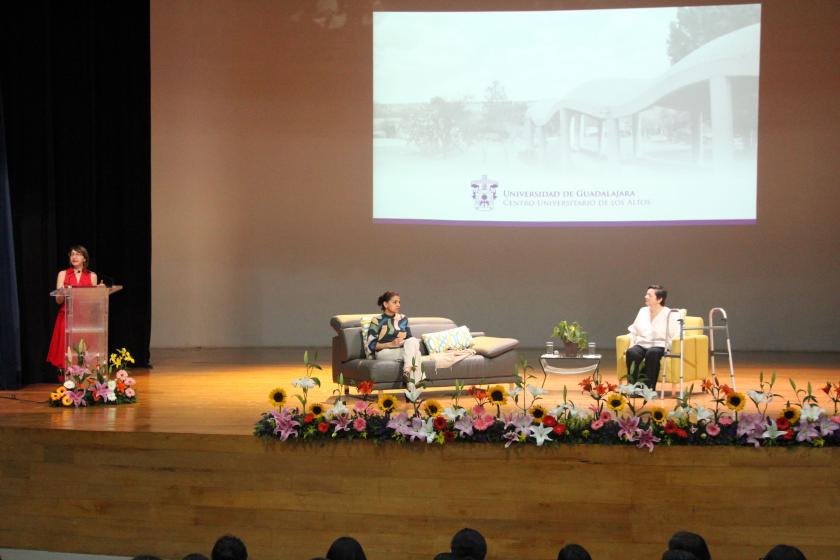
[551,320,588,348]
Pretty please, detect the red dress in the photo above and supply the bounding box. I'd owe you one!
[47,268,93,368]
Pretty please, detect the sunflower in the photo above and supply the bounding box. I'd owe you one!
[649,405,667,424]
[422,399,443,417]
[61,394,72,407]
[606,392,627,412]
[724,391,746,412]
[268,387,287,408]
[378,394,398,413]
[780,405,801,424]
[308,402,326,417]
[488,385,507,406]
[529,404,547,423]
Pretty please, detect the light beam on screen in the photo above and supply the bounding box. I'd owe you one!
[373,4,761,226]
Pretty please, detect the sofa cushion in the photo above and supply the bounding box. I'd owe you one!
[471,336,519,358]
[360,315,375,359]
[422,326,473,354]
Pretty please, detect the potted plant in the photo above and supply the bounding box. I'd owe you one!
[551,321,588,357]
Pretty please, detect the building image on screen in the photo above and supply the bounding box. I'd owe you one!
[373,4,761,226]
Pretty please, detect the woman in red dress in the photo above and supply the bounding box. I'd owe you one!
[46,246,99,369]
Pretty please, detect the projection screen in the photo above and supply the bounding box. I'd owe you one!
[373,4,761,226]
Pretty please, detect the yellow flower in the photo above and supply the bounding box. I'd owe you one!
[121,349,135,364]
[650,405,667,424]
[268,387,287,408]
[488,385,507,406]
[725,391,746,412]
[50,392,61,401]
[308,402,326,416]
[378,394,398,413]
[56,386,67,395]
[780,405,800,424]
[422,399,443,417]
[61,395,72,407]
[529,404,547,423]
[606,392,627,412]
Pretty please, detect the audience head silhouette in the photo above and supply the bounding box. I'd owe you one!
[668,531,710,560]
[435,528,486,560]
[763,544,806,560]
[662,550,699,560]
[326,536,367,560]
[557,543,592,560]
[211,535,248,560]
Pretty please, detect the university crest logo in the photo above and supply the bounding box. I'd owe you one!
[471,175,498,211]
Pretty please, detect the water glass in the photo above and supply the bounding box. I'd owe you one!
[587,342,596,356]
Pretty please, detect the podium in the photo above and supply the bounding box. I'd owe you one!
[50,285,123,368]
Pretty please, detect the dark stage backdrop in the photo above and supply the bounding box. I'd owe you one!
[0,1,151,388]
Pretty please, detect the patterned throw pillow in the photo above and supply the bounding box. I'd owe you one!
[422,326,474,354]
[360,315,375,359]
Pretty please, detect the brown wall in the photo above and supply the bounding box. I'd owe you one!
[151,0,840,350]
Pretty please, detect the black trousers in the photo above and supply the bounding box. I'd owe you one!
[626,345,665,389]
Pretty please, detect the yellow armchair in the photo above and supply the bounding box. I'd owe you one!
[615,314,709,391]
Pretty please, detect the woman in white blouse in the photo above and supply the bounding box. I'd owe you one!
[626,284,680,389]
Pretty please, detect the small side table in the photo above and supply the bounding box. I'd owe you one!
[539,354,602,376]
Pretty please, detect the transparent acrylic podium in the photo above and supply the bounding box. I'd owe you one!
[50,285,123,368]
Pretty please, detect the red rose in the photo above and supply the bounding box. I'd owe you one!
[433,416,448,430]
[317,422,330,433]
[444,430,456,442]
[776,417,790,431]
[552,424,567,436]
[784,429,795,440]
[542,416,557,428]
[304,413,316,424]
[676,429,688,439]
[664,421,678,435]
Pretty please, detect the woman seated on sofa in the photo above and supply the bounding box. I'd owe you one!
[367,291,425,383]
[626,284,680,390]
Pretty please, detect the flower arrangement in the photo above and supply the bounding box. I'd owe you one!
[49,348,137,407]
[254,354,840,452]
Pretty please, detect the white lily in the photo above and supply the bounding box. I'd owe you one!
[762,421,786,440]
[618,383,636,396]
[801,405,824,422]
[291,377,316,389]
[548,403,570,417]
[747,390,768,403]
[569,406,591,420]
[527,384,548,398]
[529,424,554,446]
[443,406,465,421]
[326,400,349,419]
[508,386,523,399]
[668,407,689,422]
[693,405,714,424]
[635,385,658,402]
[403,383,422,403]
[419,418,437,444]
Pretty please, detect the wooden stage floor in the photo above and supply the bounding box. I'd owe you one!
[2,349,840,560]
[2,348,839,434]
